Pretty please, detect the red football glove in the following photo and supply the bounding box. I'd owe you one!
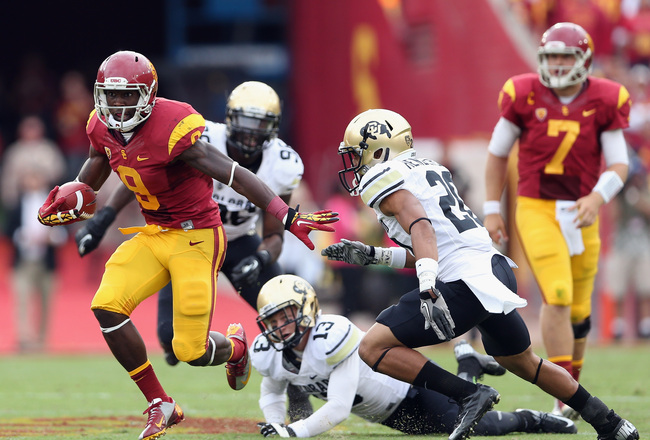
[284,207,338,250]
[37,186,81,226]
[266,196,339,250]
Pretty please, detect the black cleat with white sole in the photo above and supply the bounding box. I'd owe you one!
[597,411,639,440]
[449,384,501,440]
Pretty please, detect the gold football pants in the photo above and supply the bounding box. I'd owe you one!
[91,225,226,362]
[515,196,600,323]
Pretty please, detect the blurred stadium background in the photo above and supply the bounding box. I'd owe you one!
[0,0,647,353]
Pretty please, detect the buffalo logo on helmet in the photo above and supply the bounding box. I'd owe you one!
[361,120,393,141]
[292,278,311,296]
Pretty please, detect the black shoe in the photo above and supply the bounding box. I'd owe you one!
[164,349,179,366]
[516,408,577,434]
[597,412,639,440]
[454,339,506,379]
[449,384,500,440]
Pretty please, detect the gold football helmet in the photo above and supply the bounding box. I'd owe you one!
[338,109,413,194]
[225,81,281,159]
[256,275,320,351]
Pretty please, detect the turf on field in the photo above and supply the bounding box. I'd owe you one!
[1,344,647,439]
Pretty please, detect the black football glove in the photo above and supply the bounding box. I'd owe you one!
[257,422,296,437]
[74,206,117,257]
[231,250,271,288]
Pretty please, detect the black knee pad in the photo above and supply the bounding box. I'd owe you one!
[572,316,591,339]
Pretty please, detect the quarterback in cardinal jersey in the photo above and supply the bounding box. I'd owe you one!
[484,22,631,420]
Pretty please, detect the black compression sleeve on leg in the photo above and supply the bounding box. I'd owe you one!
[413,361,477,402]
[564,384,591,413]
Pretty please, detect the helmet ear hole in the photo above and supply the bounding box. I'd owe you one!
[373,148,384,159]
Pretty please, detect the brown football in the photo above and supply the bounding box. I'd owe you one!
[56,182,97,219]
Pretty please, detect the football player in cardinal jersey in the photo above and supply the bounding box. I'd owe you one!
[252,275,578,438]
[321,108,638,440]
[74,80,313,420]
[483,23,630,419]
[36,51,337,440]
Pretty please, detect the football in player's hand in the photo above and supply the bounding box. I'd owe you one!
[56,182,97,219]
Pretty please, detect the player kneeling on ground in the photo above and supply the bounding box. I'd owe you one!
[252,275,578,438]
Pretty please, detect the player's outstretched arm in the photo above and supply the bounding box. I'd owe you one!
[258,355,358,437]
[182,139,338,250]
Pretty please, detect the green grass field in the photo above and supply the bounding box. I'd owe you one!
[1,343,648,439]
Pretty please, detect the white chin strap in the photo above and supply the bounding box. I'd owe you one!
[108,114,140,132]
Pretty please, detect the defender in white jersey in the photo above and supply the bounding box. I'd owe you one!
[322,109,638,440]
[252,275,577,438]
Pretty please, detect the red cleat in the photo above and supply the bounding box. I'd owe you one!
[138,398,184,440]
[225,323,251,390]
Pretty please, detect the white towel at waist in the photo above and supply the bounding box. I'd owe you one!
[442,250,527,314]
[556,200,585,256]
[464,273,528,314]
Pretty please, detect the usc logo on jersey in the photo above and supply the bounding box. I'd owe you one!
[535,108,548,122]
[104,146,112,160]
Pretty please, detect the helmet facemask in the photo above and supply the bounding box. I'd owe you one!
[338,110,413,195]
[226,108,279,159]
[337,133,375,195]
[225,81,281,160]
[94,81,156,132]
[93,51,158,133]
[538,47,591,89]
[537,23,594,89]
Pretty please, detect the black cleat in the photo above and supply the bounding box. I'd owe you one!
[597,412,639,440]
[454,339,506,379]
[449,384,500,440]
[516,408,577,434]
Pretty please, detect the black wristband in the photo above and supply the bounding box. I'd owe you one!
[419,288,439,300]
[284,207,297,230]
[95,206,117,228]
[256,250,272,267]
